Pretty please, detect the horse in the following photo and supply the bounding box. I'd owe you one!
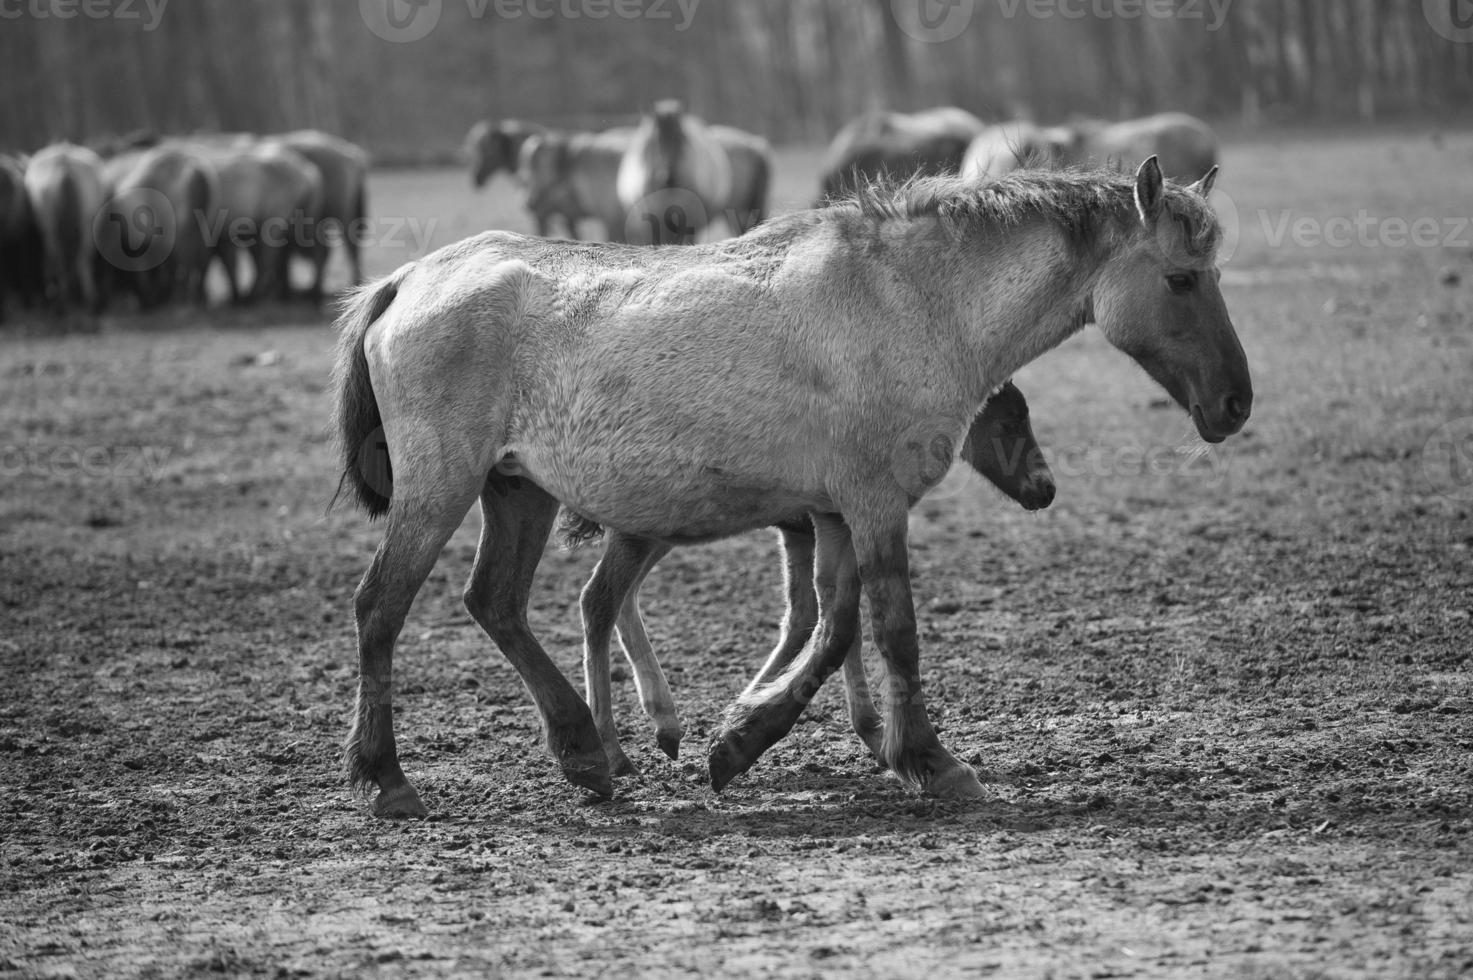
[616,100,732,245]
[179,138,323,303]
[522,120,768,242]
[516,127,634,241]
[568,380,1056,776]
[818,107,987,203]
[23,143,107,315]
[466,119,546,190]
[332,157,1251,817]
[0,154,45,322]
[1057,112,1218,183]
[465,119,570,237]
[270,130,371,297]
[95,146,218,309]
[706,124,773,234]
[960,121,1070,180]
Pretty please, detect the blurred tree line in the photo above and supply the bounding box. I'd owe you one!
[1,0,1469,160]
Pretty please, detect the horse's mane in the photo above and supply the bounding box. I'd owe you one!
[840,168,1222,259]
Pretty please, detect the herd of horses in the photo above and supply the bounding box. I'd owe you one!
[466,103,1218,247]
[329,102,1244,817]
[0,129,368,321]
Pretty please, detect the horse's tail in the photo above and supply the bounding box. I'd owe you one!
[556,510,605,549]
[331,266,410,518]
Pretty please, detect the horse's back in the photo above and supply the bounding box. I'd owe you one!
[821,107,984,198]
[271,129,369,221]
[1094,113,1217,181]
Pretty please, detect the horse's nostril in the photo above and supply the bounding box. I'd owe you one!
[1225,394,1249,424]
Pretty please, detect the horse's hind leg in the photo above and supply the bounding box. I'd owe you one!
[581,533,669,775]
[465,480,612,797]
[739,523,820,695]
[610,542,678,758]
[709,514,861,791]
[347,481,483,819]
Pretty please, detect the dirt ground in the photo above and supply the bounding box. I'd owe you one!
[2,132,1471,978]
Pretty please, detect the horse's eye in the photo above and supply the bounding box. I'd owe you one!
[1166,273,1195,294]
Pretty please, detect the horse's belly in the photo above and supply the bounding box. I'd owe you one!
[515,440,827,542]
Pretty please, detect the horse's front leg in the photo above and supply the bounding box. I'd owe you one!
[708,514,861,791]
[849,518,984,799]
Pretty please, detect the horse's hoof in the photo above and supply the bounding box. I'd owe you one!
[707,735,755,793]
[372,783,428,819]
[608,746,640,778]
[655,729,681,761]
[561,760,614,798]
[927,764,987,800]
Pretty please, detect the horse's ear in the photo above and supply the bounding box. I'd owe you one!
[1134,155,1164,224]
[1188,165,1218,199]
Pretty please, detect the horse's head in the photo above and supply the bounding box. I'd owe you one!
[1092,157,1251,444]
[466,121,515,188]
[961,380,1055,511]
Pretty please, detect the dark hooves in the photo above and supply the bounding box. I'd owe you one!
[656,730,681,761]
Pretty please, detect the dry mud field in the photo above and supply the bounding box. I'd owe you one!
[2,131,1472,978]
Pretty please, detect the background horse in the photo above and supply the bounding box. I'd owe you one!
[616,100,732,245]
[271,129,371,297]
[333,157,1250,817]
[1057,112,1218,182]
[0,154,44,322]
[706,124,773,234]
[960,120,1069,180]
[817,106,986,202]
[571,380,1056,776]
[466,119,576,237]
[23,143,107,315]
[180,139,323,303]
[517,127,633,241]
[94,146,218,309]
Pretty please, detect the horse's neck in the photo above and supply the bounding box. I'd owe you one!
[901,220,1101,399]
